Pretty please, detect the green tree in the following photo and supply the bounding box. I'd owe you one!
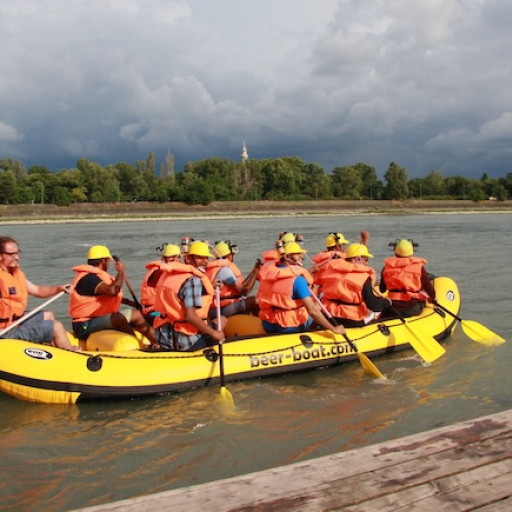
[180,157,240,200]
[331,165,362,199]
[498,173,512,198]
[1,158,26,181]
[384,162,409,199]
[303,163,330,199]
[77,159,121,203]
[422,170,447,197]
[356,163,381,199]
[490,182,508,201]
[444,175,472,199]
[260,158,301,199]
[240,159,264,200]
[0,170,17,204]
[113,163,144,201]
[179,174,214,205]
[54,186,74,206]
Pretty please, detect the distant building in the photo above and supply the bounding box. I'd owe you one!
[241,141,249,162]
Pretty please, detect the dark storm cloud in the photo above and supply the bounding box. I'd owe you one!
[1,0,511,179]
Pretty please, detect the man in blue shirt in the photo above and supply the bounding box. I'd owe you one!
[258,242,346,335]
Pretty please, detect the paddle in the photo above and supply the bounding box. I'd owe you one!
[432,300,505,346]
[310,292,384,379]
[112,255,143,310]
[389,306,446,363]
[0,291,66,337]
[216,286,234,409]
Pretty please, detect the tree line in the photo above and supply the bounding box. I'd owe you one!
[1,154,511,206]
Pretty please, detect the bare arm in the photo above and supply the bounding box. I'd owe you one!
[302,295,345,334]
[359,230,370,246]
[95,260,124,296]
[27,282,72,298]
[184,306,225,342]
[240,259,262,295]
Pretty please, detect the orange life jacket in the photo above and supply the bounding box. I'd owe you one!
[0,267,28,328]
[382,256,427,302]
[153,261,214,335]
[205,259,243,308]
[140,261,166,315]
[310,250,345,282]
[315,259,374,321]
[257,264,313,328]
[69,265,123,322]
[311,249,345,266]
[262,249,280,265]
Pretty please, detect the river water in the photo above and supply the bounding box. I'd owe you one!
[0,212,511,511]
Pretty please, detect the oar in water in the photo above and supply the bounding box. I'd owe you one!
[390,306,446,363]
[0,291,66,338]
[310,292,384,379]
[432,300,505,346]
[216,286,235,409]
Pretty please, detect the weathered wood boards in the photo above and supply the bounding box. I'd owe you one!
[73,409,512,512]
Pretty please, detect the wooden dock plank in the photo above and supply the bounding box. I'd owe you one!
[337,459,512,511]
[74,409,512,512]
[473,496,512,511]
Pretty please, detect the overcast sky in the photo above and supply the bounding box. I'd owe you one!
[1,0,511,179]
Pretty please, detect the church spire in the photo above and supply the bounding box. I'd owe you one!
[241,141,249,162]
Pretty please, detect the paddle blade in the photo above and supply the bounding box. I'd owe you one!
[357,353,384,379]
[461,320,506,346]
[404,323,446,363]
[219,386,235,412]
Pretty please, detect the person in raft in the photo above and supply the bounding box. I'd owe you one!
[379,239,436,317]
[314,243,391,327]
[69,245,158,346]
[0,236,78,351]
[261,232,303,265]
[140,243,181,325]
[257,241,346,335]
[153,240,226,351]
[310,230,370,269]
[206,240,261,317]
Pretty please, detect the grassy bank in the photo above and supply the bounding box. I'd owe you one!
[1,199,512,224]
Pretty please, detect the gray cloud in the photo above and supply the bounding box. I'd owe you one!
[1,0,511,178]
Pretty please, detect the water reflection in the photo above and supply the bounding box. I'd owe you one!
[1,213,511,511]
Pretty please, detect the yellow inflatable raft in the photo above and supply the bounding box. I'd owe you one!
[0,277,460,404]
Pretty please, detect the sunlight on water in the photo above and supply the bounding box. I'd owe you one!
[0,213,511,511]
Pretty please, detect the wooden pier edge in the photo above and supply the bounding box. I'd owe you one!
[74,409,512,512]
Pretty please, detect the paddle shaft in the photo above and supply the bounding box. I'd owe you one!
[215,286,227,388]
[112,255,143,310]
[0,291,66,337]
[310,291,359,351]
[431,299,505,345]
[432,300,463,322]
[310,290,384,379]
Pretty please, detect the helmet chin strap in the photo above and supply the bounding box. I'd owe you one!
[287,254,303,266]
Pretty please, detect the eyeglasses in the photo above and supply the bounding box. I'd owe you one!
[1,251,22,256]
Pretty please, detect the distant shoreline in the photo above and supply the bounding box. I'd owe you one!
[1,199,511,225]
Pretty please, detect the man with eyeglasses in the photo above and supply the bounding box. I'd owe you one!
[0,236,78,350]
